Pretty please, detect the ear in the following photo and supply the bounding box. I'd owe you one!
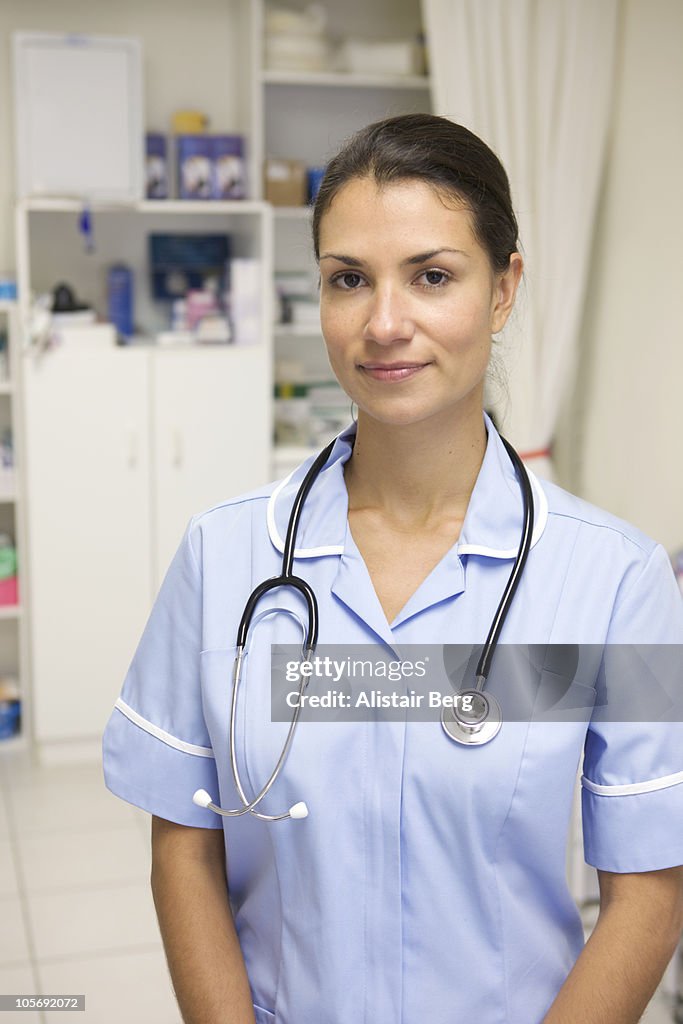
[490,252,523,335]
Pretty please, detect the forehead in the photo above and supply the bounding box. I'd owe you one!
[318,176,477,252]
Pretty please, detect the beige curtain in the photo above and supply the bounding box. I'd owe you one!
[422,0,619,481]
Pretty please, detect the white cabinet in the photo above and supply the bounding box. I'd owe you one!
[151,345,272,584]
[22,349,152,747]
[22,344,271,751]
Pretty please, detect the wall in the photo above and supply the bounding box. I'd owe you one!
[558,0,683,553]
[0,0,244,271]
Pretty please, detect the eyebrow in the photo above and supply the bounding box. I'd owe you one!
[318,247,470,267]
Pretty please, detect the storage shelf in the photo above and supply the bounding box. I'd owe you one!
[0,734,28,754]
[274,324,322,337]
[273,206,314,219]
[262,70,431,89]
[0,605,22,620]
[19,197,269,216]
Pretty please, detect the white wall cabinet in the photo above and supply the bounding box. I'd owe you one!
[22,344,270,751]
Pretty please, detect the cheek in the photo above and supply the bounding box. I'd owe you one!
[320,299,359,352]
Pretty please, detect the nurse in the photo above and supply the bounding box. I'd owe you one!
[103,114,683,1024]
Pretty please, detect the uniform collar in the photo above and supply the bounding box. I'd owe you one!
[266,413,548,561]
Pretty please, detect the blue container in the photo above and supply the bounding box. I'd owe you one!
[146,132,168,199]
[0,700,20,740]
[177,135,212,199]
[107,265,134,341]
[212,135,245,200]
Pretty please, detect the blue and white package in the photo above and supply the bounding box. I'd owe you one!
[177,135,212,200]
[146,133,168,199]
[212,135,245,199]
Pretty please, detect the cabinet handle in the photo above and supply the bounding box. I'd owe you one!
[172,429,183,468]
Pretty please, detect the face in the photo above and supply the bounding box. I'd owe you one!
[318,176,522,429]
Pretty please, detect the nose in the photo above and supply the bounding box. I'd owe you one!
[362,284,415,346]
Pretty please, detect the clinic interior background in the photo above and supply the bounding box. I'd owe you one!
[0,0,682,553]
[0,0,681,649]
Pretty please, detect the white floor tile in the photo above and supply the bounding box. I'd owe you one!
[17,827,150,895]
[38,948,182,1024]
[7,773,140,836]
[0,962,42,1024]
[27,881,161,961]
[0,895,32,967]
[0,838,19,898]
[1,753,99,790]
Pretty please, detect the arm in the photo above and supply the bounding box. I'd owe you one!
[150,815,256,1024]
[543,866,683,1023]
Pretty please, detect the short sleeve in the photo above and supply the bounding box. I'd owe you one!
[102,516,221,828]
[582,542,683,871]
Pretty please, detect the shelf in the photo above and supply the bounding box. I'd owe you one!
[273,206,314,219]
[0,300,17,312]
[274,324,322,337]
[18,198,269,216]
[262,70,431,89]
[0,605,22,620]
[0,383,13,395]
[0,734,28,754]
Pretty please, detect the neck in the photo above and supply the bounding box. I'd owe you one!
[344,405,488,527]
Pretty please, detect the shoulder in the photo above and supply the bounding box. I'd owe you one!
[538,476,657,559]
[183,477,283,558]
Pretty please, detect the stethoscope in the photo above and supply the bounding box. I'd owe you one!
[193,431,534,822]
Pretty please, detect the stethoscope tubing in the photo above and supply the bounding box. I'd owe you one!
[200,430,534,819]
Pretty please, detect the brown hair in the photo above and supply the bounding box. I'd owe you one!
[312,113,519,274]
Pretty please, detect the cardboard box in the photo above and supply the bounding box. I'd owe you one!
[264,159,307,206]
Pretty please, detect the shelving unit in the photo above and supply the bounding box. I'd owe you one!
[16,199,273,759]
[261,69,431,89]
[246,0,433,473]
[0,299,29,753]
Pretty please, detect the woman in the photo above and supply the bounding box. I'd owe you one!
[103,114,683,1024]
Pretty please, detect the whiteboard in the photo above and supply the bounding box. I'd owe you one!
[13,32,143,201]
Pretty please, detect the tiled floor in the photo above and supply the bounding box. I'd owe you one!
[0,746,679,1024]
[0,748,181,1024]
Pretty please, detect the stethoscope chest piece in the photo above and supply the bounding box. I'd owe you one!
[441,690,503,746]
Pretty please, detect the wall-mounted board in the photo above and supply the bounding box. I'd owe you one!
[13,32,143,201]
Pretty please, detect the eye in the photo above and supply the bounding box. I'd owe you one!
[329,271,365,290]
[416,268,452,290]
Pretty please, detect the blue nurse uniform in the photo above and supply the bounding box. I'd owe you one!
[103,414,683,1024]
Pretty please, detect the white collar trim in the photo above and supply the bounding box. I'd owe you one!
[267,470,345,559]
[456,468,548,558]
[266,463,549,560]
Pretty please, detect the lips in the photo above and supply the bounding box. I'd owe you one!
[359,362,429,382]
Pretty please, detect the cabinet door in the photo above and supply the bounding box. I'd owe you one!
[22,349,152,743]
[152,346,271,585]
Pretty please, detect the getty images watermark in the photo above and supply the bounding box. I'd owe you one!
[266,645,683,723]
[282,654,475,713]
